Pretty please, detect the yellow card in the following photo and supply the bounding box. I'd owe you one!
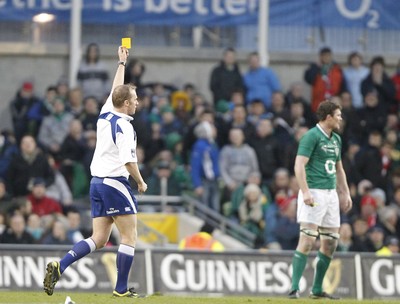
[121,37,131,49]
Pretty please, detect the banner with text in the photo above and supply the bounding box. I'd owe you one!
[361,256,400,299]
[0,1,399,29]
[151,251,356,298]
[2,246,400,300]
[0,247,147,294]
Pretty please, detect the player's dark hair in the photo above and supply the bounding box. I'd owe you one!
[316,99,341,121]
[112,84,136,108]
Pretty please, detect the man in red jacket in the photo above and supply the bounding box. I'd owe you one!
[304,47,345,112]
[27,177,62,216]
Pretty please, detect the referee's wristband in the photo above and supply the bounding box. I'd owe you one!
[118,61,126,67]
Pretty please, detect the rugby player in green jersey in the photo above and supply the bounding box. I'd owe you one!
[288,100,352,300]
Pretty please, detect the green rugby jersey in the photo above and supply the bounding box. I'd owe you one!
[297,124,342,189]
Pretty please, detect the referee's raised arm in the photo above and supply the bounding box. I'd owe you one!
[112,46,129,91]
[101,46,129,114]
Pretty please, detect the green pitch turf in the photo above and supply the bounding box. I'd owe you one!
[0,292,399,304]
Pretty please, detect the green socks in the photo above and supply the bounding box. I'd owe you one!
[291,250,308,291]
[312,251,332,294]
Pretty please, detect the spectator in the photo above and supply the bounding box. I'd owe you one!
[10,81,43,142]
[77,126,93,177]
[270,92,290,121]
[243,52,281,109]
[146,160,182,196]
[0,131,18,179]
[183,83,196,102]
[179,223,224,252]
[336,222,353,252]
[359,195,378,228]
[392,59,400,105]
[281,126,309,175]
[171,90,192,125]
[351,216,369,252]
[26,213,44,242]
[210,47,244,105]
[159,105,184,136]
[0,213,34,244]
[190,121,220,212]
[365,225,385,252]
[56,77,70,103]
[219,128,260,199]
[376,236,400,256]
[227,105,256,143]
[342,141,362,195]
[285,82,315,127]
[228,172,272,217]
[370,187,387,209]
[247,99,267,127]
[66,209,85,244]
[355,131,387,190]
[213,101,231,147]
[7,135,54,197]
[135,145,152,181]
[304,47,345,112]
[80,96,99,132]
[268,168,291,199]
[0,213,5,235]
[27,177,62,217]
[378,206,400,238]
[273,195,299,250]
[249,118,281,184]
[143,122,165,163]
[46,155,73,206]
[286,100,309,131]
[238,183,267,248]
[42,220,73,245]
[0,179,13,217]
[59,119,87,193]
[67,88,84,118]
[339,92,359,146]
[165,132,183,164]
[150,83,170,108]
[124,59,145,91]
[37,98,74,158]
[229,89,246,109]
[7,197,32,219]
[351,89,387,145]
[361,56,396,112]
[41,86,57,116]
[343,52,369,109]
[77,43,109,101]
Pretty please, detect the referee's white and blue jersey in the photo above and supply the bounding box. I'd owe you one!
[89,95,138,218]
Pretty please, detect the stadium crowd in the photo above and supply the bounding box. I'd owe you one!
[0,44,400,254]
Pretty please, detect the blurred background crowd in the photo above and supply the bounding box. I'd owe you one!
[1,43,400,255]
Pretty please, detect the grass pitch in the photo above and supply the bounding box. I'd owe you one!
[0,292,400,304]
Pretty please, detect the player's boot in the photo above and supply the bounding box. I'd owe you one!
[309,291,340,300]
[43,261,61,296]
[113,287,146,298]
[288,289,300,299]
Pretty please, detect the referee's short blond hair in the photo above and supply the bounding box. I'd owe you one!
[112,84,136,108]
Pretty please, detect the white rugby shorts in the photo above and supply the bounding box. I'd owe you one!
[297,189,340,228]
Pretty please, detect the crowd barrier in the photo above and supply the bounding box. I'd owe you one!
[0,245,398,300]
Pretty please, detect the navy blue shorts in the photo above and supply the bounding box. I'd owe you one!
[90,176,138,218]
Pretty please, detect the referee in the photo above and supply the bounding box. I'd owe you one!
[44,46,147,298]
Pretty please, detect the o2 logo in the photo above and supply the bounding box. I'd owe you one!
[335,0,379,29]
